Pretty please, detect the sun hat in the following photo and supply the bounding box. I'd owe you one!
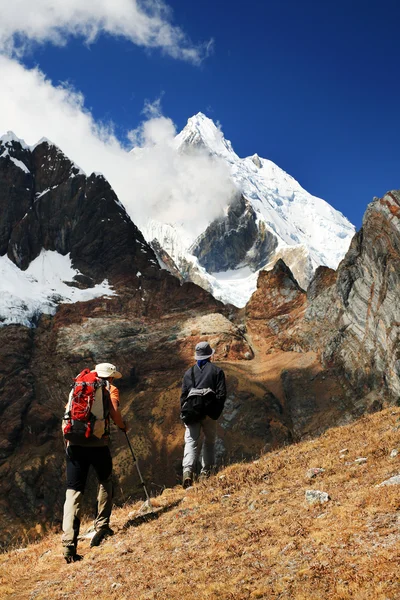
[95,363,122,379]
[194,341,215,361]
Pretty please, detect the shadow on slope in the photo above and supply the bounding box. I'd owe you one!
[122,498,182,530]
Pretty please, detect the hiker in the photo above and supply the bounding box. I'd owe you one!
[61,362,127,563]
[180,341,226,488]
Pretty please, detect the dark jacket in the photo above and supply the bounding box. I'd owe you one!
[180,361,227,410]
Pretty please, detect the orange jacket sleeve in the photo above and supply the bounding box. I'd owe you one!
[108,384,125,429]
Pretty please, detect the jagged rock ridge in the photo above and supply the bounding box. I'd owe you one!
[0,132,156,285]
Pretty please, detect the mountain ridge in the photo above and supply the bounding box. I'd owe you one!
[1,116,355,308]
[141,112,355,305]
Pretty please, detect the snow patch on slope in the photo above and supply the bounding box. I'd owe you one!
[10,156,30,173]
[209,267,259,307]
[0,250,115,327]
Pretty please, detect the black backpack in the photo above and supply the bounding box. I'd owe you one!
[180,367,221,425]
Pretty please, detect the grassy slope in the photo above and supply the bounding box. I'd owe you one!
[2,407,400,600]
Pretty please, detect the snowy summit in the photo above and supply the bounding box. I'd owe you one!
[140,113,355,307]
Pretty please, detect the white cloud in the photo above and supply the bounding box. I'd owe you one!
[127,97,176,146]
[0,56,236,243]
[0,0,211,64]
[126,111,236,239]
[0,1,228,246]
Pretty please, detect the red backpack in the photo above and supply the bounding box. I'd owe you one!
[62,369,110,441]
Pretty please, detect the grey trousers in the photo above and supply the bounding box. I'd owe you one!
[182,416,217,474]
[62,478,113,547]
[61,477,113,548]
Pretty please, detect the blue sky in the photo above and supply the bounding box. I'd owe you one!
[5,0,400,228]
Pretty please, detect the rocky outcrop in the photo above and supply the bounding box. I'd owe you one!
[246,259,306,320]
[245,259,306,354]
[0,136,155,286]
[150,239,184,282]
[289,193,400,404]
[325,193,400,398]
[242,193,400,440]
[190,195,278,272]
[266,245,315,291]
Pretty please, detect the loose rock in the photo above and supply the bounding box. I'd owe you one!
[377,474,400,487]
[111,583,122,590]
[305,490,330,505]
[306,468,325,480]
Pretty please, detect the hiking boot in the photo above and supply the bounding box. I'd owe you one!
[182,471,193,489]
[90,526,115,547]
[198,469,211,482]
[63,545,83,564]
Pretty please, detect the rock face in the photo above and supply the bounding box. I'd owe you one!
[333,193,400,398]
[301,192,400,402]
[190,195,278,272]
[0,135,155,286]
[245,259,307,354]
[242,193,400,439]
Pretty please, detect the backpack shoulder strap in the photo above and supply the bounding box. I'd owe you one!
[102,384,111,418]
[190,366,196,388]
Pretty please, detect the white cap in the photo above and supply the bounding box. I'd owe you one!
[95,363,122,379]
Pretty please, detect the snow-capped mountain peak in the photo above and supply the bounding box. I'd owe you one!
[0,131,30,149]
[143,113,356,307]
[0,132,87,179]
[174,112,236,159]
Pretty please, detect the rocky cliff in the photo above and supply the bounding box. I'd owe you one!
[314,192,400,400]
[0,133,155,286]
[245,192,400,427]
[0,135,398,550]
[190,195,278,272]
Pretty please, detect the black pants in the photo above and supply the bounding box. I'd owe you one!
[62,445,113,546]
[66,445,112,491]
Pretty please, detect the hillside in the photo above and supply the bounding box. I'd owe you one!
[2,406,400,600]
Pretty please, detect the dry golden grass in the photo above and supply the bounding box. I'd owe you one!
[2,407,400,599]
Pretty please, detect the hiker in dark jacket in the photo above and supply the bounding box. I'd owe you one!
[180,341,226,488]
[61,362,127,563]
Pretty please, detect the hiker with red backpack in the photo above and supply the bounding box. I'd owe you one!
[61,363,127,563]
[180,341,226,488]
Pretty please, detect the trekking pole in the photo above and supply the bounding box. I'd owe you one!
[124,432,154,511]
